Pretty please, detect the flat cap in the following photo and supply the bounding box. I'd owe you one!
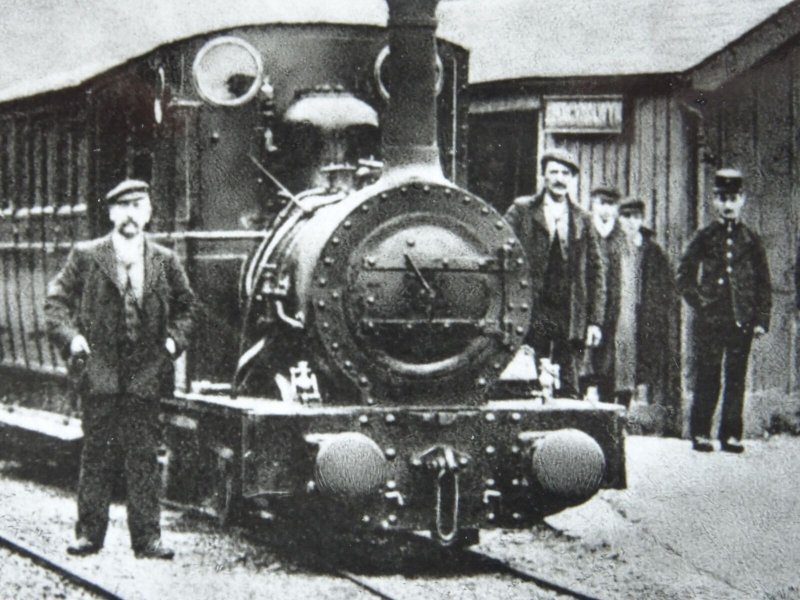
[619,198,645,215]
[540,148,579,174]
[590,183,622,201]
[104,179,150,204]
[713,168,743,193]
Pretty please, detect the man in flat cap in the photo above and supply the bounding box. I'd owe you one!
[45,179,196,558]
[588,184,625,402]
[505,149,605,397]
[600,199,682,433]
[678,169,771,452]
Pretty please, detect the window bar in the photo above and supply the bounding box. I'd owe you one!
[25,117,44,366]
[39,119,57,367]
[0,124,16,363]
[11,118,29,368]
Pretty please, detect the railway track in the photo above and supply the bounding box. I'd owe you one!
[332,540,604,600]
[248,514,603,600]
[0,460,600,600]
[451,543,602,600]
[0,528,124,600]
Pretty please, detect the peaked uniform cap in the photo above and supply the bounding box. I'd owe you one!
[104,179,150,204]
[540,148,579,174]
[713,168,744,193]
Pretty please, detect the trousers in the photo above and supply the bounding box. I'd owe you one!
[77,394,162,550]
[689,319,753,441]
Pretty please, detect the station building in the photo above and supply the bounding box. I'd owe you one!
[439,0,800,435]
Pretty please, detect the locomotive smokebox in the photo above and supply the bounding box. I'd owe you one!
[383,0,443,175]
[311,432,389,499]
[524,429,606,506]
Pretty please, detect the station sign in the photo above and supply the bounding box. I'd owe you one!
[544,96,623,134]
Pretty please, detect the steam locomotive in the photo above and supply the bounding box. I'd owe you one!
[0,0,625,546]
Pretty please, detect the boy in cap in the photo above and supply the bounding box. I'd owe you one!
[678,169,771,452]
[589,184,625,402]
[45,179,196,557]
[504,149,606,397]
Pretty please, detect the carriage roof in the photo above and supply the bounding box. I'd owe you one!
[0,0,795,104]
[0,0,395,104]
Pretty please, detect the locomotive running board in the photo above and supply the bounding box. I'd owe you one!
[0,405,82,441]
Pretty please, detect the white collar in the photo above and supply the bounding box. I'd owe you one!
[593,216,615,239]
[543,192,568,216]
[111,231,145,266]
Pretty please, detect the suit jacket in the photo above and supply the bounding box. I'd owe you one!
[677,220,771,332]
[796,242,800,310]
[45,234,196,399]
[504,191,606,342]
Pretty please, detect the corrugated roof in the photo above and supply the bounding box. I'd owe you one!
[0,0,795,103]
[438,0,794,82]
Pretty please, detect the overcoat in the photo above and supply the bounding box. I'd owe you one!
[593,226,682,434]
[504,192,606,344]
[637,230,682,411]
[45,235,196,399]
[594,223,625,379]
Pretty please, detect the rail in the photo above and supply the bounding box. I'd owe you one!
[0,528,126,600]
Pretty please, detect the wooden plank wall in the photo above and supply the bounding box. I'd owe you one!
[703,43,800,394]
[545,95,694,268]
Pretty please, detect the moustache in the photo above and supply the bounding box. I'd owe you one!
[117,218,141,234]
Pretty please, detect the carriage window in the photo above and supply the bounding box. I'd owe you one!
[0,129,9,211]
[53,122,67,206]
[192,36,263,106]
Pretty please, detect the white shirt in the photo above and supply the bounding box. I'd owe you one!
[112,232,145,303]
[543,193,569,245]
[593,215,615,239]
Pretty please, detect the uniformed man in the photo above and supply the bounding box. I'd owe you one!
[678,169,771,452]
[504,149,606,397]
[45,179,196,558]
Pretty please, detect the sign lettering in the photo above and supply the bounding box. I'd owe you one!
[544,96,623,134]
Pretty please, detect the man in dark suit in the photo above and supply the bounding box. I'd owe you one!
[45,179,196,558]
[504,149,606,397]
[678,169,771,453]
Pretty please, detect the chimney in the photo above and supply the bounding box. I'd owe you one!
[383,0,443,175]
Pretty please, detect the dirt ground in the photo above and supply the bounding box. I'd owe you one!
[1,435,799,599]
[481,434,800,600]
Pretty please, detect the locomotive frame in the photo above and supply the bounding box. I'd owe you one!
[0,0,625,546]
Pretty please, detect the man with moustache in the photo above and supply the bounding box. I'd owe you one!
[504,149,605,397]
[45,179,196,558]
[678,169,771,452]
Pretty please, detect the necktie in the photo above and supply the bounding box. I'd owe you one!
[553,215,567,258]
[123,266,142,343]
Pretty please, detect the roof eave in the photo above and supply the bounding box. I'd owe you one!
[686,0,800,92]
[468,72,687,98]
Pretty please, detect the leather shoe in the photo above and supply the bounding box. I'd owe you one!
[692,437,714,452]
[67,538,101,556]
[134,539,175,560]
[721,438,745,454]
